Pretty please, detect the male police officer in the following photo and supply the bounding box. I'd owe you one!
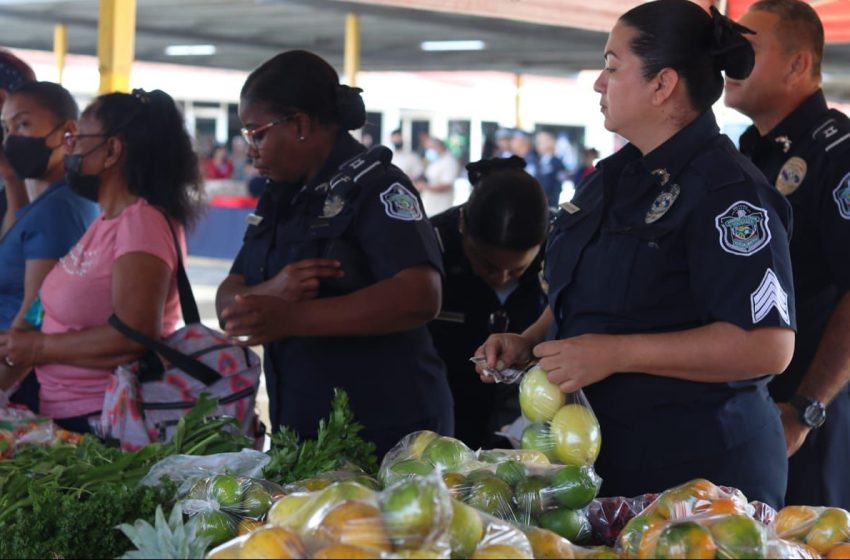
[726,0,850,508]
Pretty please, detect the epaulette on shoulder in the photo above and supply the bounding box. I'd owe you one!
[329,145,394,192]
[811,110,850,154]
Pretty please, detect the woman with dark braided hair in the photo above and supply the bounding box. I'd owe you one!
[477,0,796,506]
[0,88,202,433]
[216,50,452,455]
[429,156,548,449]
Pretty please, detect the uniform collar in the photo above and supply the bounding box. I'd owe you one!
[639,110,720,187]
[740,89,827,156]
[305,132,366,192]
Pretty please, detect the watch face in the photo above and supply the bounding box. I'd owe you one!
[804,403,827,428]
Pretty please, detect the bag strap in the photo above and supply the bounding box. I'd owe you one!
[159,209,201,325]
[108,314,222,385]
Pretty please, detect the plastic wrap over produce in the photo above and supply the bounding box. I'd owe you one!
[771,505,850,558]
[378,431,602,547]
[206,471,549,559]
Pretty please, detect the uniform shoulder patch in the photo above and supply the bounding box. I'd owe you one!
[380,183,423,221]
[751,268,790,325]
[775,157,807,196]
[812,113,850,153]
[714,200,772,257]
[833,171,850,220]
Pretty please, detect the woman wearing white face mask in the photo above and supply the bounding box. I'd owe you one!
[419,138,460,216]
[0,81,99,413]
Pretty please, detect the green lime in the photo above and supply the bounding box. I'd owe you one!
[521,423,556,461]
[382,459,435,486]
[422,437,474,472]
[495,460,528,488]
[191,510,237,548]
[209,475,243,508]
[240,481,273,519]
[539,508,592,544]
[466,477,514,520]
[709,514,766,559]
[514,475,550,521]
[549,465,601,509]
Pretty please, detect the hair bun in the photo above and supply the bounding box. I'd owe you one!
[466,155,527,186]
[336,84,366,130]
[709,6,756,80]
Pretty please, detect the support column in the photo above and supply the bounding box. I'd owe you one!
[514,73,523,129]
[54,25,67,85]
[344,13,361,88]
[97,0,136,94]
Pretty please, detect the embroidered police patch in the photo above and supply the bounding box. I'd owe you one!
[833,171,850,220]
[775,156,807,196]
[715,200,772,256]
[380,183,423,221]
[751,268,790,325]
[645,184,681,224]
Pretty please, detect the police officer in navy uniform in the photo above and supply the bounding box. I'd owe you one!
[478,0,796,508]
[726,0,850,509]
[216,51,453,456]
[430,157,548,449]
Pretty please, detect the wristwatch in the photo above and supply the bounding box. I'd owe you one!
[789,394,827,429]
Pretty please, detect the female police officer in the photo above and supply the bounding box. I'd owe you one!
[477,0,795,507]
[216,50,453,455]
[430,157,548,449]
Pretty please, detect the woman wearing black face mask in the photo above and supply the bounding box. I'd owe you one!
[0,81,99,413]
[0,88,201,432]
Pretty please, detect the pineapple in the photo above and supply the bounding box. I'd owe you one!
[119,504,213,559]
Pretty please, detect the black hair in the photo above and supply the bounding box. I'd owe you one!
[9,81,78,123]
[751,0,824,78]
[0,49,35,92]
[83,89,201,225]
[241,50,365,131]
[464,156,549,251]
[619,0,755,113]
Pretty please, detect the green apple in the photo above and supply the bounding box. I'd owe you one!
[519,367,566,422]
[549,404,601,465]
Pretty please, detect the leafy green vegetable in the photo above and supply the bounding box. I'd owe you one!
[0,396,251,559]
[263,389,378,484]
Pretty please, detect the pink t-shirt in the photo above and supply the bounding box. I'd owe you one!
[36,199,185,419]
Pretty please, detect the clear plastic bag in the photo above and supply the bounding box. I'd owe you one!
[772,505,850,557]
[210,470,539,559]
[140,449,270,492]
[517,366,601,466]
[177,474,284,548]
[378,431,476,487]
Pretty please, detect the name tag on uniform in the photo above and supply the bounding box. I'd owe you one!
[245,213,263,226]
[559,201,581,214]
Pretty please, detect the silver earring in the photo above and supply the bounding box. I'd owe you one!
[299,136,305,141]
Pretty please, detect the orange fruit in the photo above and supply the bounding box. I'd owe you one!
[237,518,262,535]
[637,519,668,559]
[654,521,717,559]
[316,501,391,553]
[239,526,306,559]
[619,511,666,559]
[805,508,850,555]
[694,498,747,517]
[525,527,576,560]
[312,544,379,559]
[775,506,821,540]
[471,544,533,559]
[827,543,850,559]
[653,479,720,519]
[708,514,767,559]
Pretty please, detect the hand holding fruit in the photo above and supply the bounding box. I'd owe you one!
[534,334,621,393]
[474,333,535,384]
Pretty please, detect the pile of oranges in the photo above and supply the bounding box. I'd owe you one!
[773,506,850,559]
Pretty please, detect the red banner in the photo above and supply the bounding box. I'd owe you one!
[728,0,850,43]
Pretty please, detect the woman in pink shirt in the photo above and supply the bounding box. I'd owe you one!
[0,89,202,433]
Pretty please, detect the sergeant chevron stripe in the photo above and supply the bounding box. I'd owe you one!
[750,268,790,325]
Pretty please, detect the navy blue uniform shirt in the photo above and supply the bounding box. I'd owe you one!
[740,90,850,402]
[545,111,795,500]
[429,206,547,449]
[231,133,453,449]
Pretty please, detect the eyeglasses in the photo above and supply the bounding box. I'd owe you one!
[240,114,295,148]
[63,131,107,151]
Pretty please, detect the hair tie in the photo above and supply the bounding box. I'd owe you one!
[466,155,527,186]
[131,88,151,104]
[709,6,756,80]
